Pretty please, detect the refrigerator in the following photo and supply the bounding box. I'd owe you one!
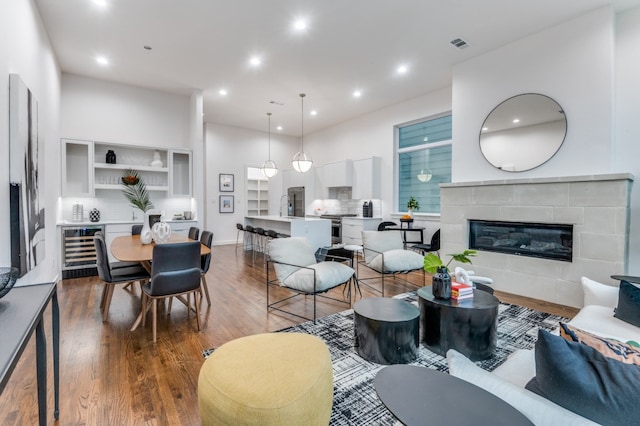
[287,186,306,217]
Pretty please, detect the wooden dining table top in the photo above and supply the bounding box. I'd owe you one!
[110,234,211,262]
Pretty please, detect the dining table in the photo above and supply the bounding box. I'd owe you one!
[110,234,211,331]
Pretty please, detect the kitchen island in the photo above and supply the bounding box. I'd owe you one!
[244,215,331,251]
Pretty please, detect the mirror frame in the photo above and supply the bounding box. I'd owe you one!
[479,93,567,172]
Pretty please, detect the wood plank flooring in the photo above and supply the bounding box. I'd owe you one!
[0,244,578,425]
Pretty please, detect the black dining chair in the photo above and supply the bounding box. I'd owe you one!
[188,226,200,241]
[131,224,143,235]
[411,229,440,255]
[140,241,202,343]
[94,235,150,322]
[199,230,214,306]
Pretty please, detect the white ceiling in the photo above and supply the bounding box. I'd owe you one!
[35,0,640,137]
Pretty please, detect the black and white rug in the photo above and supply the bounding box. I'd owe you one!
[203,292,568,425]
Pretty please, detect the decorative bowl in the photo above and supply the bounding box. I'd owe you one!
[0,267,19,299]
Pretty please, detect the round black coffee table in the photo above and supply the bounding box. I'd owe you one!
[353,297,420,364]
[418,286,499,361]
[375,365,533,425]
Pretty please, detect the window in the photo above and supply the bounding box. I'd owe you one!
[396,114,452,214]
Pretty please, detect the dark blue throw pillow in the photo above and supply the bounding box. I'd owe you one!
[525,329,640,425]
[614,280,640,327]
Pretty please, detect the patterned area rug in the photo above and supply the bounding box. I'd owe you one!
[203,292,568,425]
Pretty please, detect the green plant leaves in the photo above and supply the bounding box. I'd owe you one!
[121,168,153,212]
[423,249,477,274]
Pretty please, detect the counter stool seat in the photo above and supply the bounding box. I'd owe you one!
[198,333,333,425]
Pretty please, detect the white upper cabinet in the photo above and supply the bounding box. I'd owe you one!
[322,160,353,188]
[352,156,381,200]
[62,139,94,197]
[169,149,192,197]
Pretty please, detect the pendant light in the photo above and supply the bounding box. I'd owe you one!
[291,93,313,173]
[261,112,278,178]
[417,148,432,182]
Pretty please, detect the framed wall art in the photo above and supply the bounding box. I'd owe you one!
[219,195,234,213]
[219,173,234,192]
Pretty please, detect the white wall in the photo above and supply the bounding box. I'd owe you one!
[614,6,640,274]
[304,87,452,218]
[59,74,202,226]
[204,123,299,244]
[1,0,61,282]
[452,7,614,182]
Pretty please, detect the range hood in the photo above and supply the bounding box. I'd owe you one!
[327,186,352,200]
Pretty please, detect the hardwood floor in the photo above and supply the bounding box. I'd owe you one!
[0,244,578,425]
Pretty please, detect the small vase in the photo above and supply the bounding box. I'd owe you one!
[140,211,153,244]
[407,207,413,218]
[432,266,451,299]
[106,150,116,164]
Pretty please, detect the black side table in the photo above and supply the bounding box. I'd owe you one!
[0,282,59,425]
[418,286,499,361]
[353,297,420,364]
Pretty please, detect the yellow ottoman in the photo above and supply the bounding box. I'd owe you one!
[198,333,333,425]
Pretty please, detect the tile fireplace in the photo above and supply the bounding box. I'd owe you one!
[440,174,633,308]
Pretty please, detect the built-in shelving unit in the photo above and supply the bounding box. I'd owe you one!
[247,178,269,216]
[61,139,191,197]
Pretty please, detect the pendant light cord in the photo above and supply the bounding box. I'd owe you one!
[267,112,272,160]
[300,93,305,151]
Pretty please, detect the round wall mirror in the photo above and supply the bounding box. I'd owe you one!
[479,93,567,172]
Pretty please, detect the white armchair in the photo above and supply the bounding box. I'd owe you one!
[359,231,425,296]
[267,237,356,322]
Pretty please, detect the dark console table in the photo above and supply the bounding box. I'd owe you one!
[418,286,499,361]
[0,282,59,425]
[353,297,419,364]
[375,365,533,425]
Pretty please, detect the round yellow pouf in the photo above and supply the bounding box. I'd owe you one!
[198,333,333,426]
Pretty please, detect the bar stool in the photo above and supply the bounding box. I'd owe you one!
[243,225,256,254]
[254,227,267,260]
[235,223,245,254]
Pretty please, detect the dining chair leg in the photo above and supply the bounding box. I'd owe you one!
[141,294,148,327]
[102,285,116,322]
[152,299,158,343]
[200,275,211,306]
[100,284,109,311]
[186,293,191,320]
[194,290,201,330]
[168,297,173,313]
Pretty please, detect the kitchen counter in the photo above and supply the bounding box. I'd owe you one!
[244,216,331,250]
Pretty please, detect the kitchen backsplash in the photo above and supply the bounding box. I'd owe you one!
[60,190,195,223]
[308,198,382,217]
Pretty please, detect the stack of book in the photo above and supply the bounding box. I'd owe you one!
[451,281,474,301]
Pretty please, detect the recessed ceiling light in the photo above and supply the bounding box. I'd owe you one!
[512,118,520,124]
[218,89,228,96]
[482,127,488,131]
[353,90,362,98]
[92,0,108,7]
[276,126,283,131]
[310,110,318,116]
[95,56,109,66]
[293,18,307,31]
[397,65,408,74]
[249,56,262,67]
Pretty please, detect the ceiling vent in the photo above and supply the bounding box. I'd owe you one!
[450,37,470,50]
[269,100,284,106]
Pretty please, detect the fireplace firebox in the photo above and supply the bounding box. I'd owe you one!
[469,220,573,262]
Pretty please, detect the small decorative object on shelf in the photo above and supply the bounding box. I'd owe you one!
[106,149,116,164]
[150,150,163,167]
[72,202,84,222]
[0,267,19,299]
[451,281,474,301]
[424,249,477,300]
[89,208,101,222]
[121,168,153,212]
[151,221,172,244]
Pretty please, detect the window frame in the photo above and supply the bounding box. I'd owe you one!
[394,111,452,215]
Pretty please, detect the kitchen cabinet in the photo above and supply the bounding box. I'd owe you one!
[320,160,353,188]
[61,139,94,197]
[352,156,381,200]
[247,177,269,216]
[342,217,381,246]
[169,149,192,197]
[169,221,197,237]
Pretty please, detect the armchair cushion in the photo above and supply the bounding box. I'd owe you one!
[269,238,318,282]
[581,276,618,308]
[362,231,404,264]
[283,262,354,293]
[368,249,424,273]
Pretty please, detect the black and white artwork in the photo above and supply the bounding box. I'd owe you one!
[9,74,45,277]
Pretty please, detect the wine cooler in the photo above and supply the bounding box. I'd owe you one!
[61,225,104,279]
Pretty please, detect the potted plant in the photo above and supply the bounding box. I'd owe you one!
[406,196,420,217]
[121,169,156,244]
[423,249,477,299]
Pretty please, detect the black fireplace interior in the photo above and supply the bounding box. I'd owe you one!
[469,220,573,262]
